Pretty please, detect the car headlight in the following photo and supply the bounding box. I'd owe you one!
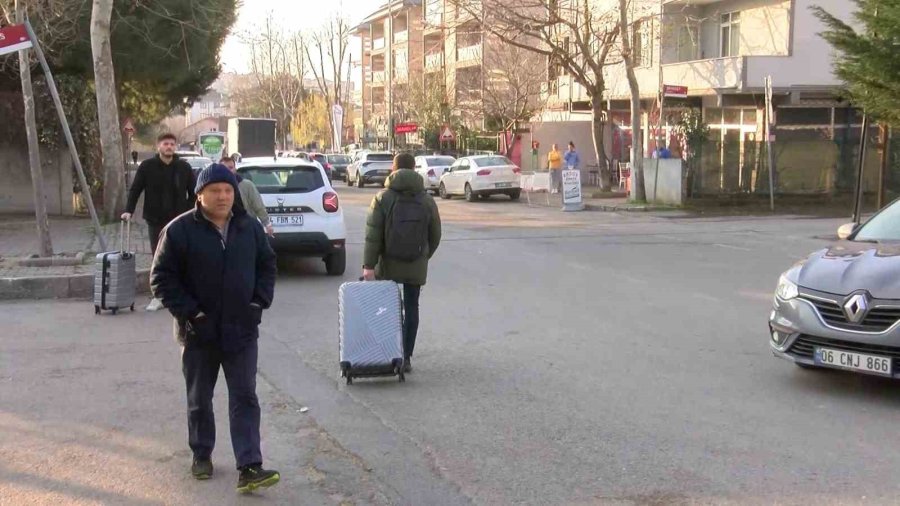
[775,275,799,300]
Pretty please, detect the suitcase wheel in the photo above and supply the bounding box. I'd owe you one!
[345,375,353,385]
[94,305,100,315]
[399,372,406,383]
[130,304,135,312]
[111,308,118,315]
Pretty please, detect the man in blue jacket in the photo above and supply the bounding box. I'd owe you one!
[150,164,279,494]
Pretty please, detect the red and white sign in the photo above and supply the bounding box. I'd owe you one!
[394,122,418,134]
[0,24,33,57]
[123,118,135,135]
[663,84,688,99]
[440,125,455,141]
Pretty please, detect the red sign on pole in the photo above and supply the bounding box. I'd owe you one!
[394,122,418,134]
[663,84,688,99]
[0,24,33,56]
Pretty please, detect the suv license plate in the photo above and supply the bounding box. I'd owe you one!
[814,347,892,376]
[273,215,303,226]
[496,182,512,188]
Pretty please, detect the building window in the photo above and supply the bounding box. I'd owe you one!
[676,24,699,62]
[720,12,740,57]
[633,19,651,67]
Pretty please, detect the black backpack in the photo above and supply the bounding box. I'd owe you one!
[385,190,430,262]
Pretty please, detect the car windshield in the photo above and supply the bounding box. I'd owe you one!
[188,158,212,169]
[329,155,351,164]
[425,157,456,166]
[238,166,324,194]
[854,200,900,241]
[366,153,394,162]
[476,156,514,167]
[312,154,327,164]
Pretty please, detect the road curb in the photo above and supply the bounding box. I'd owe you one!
[0,269,151,300]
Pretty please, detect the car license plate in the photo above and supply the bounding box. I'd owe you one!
[272,215,303,226]
[495,182,512,188]
[814,347,892,376]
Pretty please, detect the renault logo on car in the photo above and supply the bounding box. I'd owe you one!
[843,293,871,323]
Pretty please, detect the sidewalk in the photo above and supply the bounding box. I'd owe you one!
[522,190,684,213]
[0,299,393,505]
[0,214,153,299]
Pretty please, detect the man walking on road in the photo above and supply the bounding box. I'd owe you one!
[564,141,581,170]
[363,153,442,373]
[123,133,196,311]
[220,157,274,236]
[150,164,280,494]
[548,143,563,194]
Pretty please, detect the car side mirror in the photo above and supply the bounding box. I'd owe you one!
[837,223,857,240]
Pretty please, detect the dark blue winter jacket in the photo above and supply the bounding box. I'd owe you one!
[150,202,277,352]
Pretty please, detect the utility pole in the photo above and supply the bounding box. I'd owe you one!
[852,112,870,224]
[387,0,395,151]
[765,76,776,212]
[16,1,53,257]
[878,124,890,209]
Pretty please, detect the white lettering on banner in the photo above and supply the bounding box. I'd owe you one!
[0,33,6,41]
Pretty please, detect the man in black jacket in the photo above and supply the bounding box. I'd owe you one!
[150,164,280,494]
[123,133,196,311]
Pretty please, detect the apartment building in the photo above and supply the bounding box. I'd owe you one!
[538,0,862,194]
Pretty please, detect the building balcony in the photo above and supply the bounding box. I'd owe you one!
[662,56,744,93]
[394,30,408,43]
[456,44,482,67]
[372,70,386,84]
[373,38,386,51]
[425,52,443,72]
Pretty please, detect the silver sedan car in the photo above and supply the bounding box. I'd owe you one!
[770,201,900,378]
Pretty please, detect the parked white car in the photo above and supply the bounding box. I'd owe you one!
[414,155,456,193]
[236,157,347,275]
[347,151,394,188]
[438,155,522,202]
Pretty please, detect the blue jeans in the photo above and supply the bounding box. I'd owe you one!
[182,339,261,469]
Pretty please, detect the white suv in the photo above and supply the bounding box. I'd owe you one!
[347,151,394,188]
[237,157,347,275]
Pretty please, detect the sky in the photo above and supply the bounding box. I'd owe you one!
[220,0,382,74]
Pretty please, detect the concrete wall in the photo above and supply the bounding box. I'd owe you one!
[642,158,683,205]
[0,145,75,216]
[529,115,614,172]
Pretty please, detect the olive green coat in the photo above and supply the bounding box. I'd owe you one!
[363,169,442,285]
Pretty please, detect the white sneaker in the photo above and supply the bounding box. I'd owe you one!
[145,298,164,312]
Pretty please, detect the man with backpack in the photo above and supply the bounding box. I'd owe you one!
[363,153,442,373]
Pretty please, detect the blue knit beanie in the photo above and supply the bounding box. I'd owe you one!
[195,163,238,194]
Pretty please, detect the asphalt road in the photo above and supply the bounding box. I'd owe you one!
[4,184,900,505]
[266,185,900,505]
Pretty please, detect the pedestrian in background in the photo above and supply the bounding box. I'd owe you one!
[150,164,279,494]
[220,157,274,236]
[122,133,195,312]
[548,143,563,194]
[564,141,581,170]
[362,153,442,373]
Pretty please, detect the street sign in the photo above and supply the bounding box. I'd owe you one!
[0,24,33,56]
[123,118,135,135]
[662,84,688,99]
[440,124,455,141]
[561,168,584,212]
[394,122,418,134]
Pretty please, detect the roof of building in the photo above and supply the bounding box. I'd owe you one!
[351,0,422,33]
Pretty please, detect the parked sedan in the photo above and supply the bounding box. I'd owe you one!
[415,155,456,193]
[438,155,521,202]
[770,201,900,378]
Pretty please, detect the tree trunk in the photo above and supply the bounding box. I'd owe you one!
[91,0,125,222]
[618,0,645,202]
[590,97,610,191]
[18,3,53,256]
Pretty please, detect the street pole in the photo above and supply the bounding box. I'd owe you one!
[765,76,776,212]
[17,2,53,257]
[25,20,107,251]
[878,124,890,209]
[387,0,395,151]
[852,112,870,224]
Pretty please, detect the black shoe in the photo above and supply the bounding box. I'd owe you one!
[237,464,280,493]
[191,458,213,480]
[403,358,412,373]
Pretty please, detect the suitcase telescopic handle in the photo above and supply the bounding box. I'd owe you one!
[119,218,132,253]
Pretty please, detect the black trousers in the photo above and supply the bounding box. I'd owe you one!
[148,223,164,256]
[182,339,262,469]
[402,284,421,359]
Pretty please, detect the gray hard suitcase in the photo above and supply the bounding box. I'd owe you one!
[338,280,405,384]
[94,220,136,315]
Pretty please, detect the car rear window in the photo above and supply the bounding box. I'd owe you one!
[238,166,324,194]
[312,154,327,164]
[426,157,456,166]
[476,156,514,167]
[366,153,394,162]
[329,155,351,164]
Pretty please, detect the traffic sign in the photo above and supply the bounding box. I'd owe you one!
[440,125,455,141]
[0,24,33,56]
[662,84,688,99]
[394,122,418,134]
